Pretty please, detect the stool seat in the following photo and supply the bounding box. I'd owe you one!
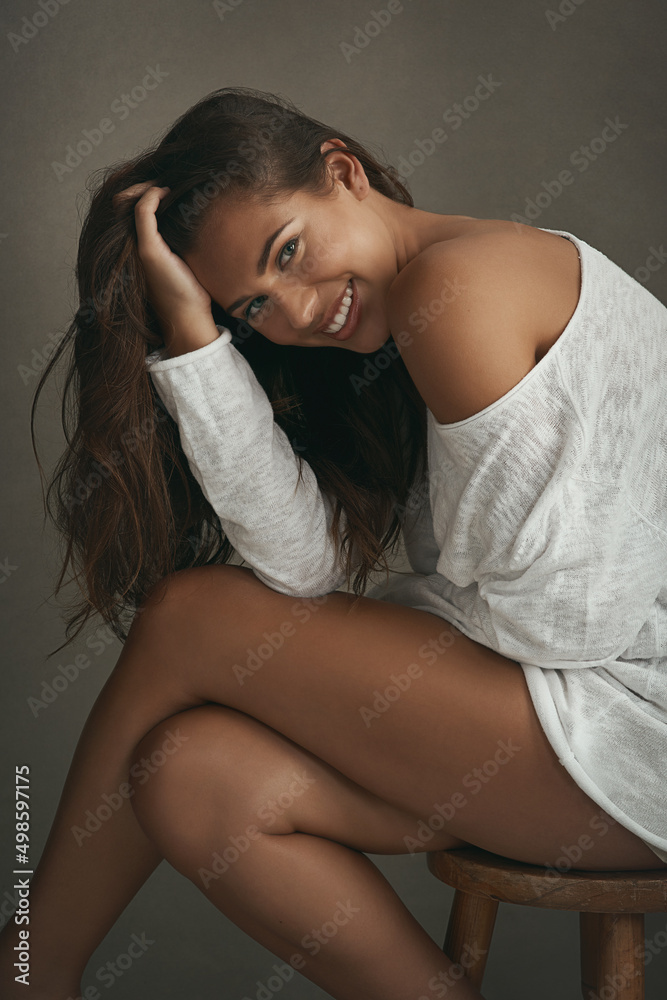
[427,846,667,999]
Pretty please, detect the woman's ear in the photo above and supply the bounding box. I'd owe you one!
[319,139,368,197]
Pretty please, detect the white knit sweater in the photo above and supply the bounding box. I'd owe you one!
[145,326,350,597]
[145,227,667,864]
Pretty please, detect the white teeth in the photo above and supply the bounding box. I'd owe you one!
[325,280,354,333]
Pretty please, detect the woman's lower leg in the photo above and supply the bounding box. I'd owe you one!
[0,580,217,995]
[169,828,483,1000]
[127,702,486,1000]
[0,562,521,996]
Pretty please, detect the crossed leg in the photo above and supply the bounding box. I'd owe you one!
[0,564,662,1000]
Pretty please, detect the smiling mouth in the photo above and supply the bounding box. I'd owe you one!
[324,279,353,334]
[322,279,358,341]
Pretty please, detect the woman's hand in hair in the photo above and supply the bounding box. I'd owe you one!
[117,183,220,357]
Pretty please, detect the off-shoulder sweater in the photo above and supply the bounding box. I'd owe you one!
[145,227,667,864]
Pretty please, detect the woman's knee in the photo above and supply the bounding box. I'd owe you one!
[128,704,232,834]
[127,703,302,846]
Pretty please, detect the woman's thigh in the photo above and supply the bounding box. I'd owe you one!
[133,564,666,871]
[130,702,471,865]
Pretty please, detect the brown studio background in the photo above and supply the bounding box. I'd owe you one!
[1,0,666,996]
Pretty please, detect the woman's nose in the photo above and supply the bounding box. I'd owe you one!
[274,284,317,330]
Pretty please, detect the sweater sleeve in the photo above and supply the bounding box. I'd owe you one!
[145,325,351,596]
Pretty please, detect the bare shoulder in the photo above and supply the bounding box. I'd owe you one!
[386,224,580,425]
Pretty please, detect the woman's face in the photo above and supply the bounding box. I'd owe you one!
[182,142,404,354]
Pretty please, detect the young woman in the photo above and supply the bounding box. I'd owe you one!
[3,86,666,1000]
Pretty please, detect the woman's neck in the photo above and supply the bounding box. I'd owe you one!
[375,195,477,273]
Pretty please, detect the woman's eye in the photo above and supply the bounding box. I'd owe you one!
[280,237,298,263]
[244,237,299,321]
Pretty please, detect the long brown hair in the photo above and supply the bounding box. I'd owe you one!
[31,86,428,656]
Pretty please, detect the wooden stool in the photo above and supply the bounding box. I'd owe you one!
[427,846,667,999]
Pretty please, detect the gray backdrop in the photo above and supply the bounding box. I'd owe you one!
[1,0,666,997]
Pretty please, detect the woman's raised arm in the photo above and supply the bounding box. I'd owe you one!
[145,331,352,597]
[116,181,353,597]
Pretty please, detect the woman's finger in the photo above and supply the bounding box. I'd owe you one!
[132,186,171,258]
[112,180,164,212]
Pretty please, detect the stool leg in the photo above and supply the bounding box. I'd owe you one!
[580,911,645,1000]
[442,889,499,990]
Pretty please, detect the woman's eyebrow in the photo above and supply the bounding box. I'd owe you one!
[226,217,296,313]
